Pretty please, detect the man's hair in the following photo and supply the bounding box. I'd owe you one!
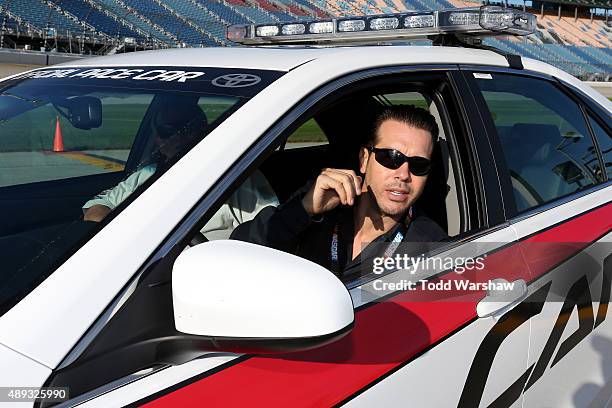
[365,105,439,147]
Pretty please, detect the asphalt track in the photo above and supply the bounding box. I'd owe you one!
[0,150,129,187]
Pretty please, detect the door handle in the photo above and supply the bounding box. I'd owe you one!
[476,278,528,318]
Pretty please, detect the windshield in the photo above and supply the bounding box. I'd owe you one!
[0,66,283,315]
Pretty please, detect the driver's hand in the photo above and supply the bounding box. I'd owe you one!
[301,169,362,217]
[83,204,111,222]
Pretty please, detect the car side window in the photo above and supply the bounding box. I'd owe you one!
[474,73,604,213]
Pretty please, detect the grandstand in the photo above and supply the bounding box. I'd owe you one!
[0,0,610,80]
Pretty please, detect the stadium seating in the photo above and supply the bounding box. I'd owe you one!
[0,14,31,35]
[483,36,605,76]
[3,0,87,36]
[252,0,296,21]
[283,2,311,17]
[574,45,611,65]
[53,0,141,40]
[0,0,608,81]
[121,0,216,45]
[228,0,280,22]
[290,0,331,17]
[95,0,174,43]
[570,45,610,72]
[199,1,251,25]
[162,0,226,43]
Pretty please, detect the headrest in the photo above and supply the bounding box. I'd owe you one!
[508,123,561,163]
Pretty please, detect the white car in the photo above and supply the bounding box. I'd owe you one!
[0,6,610,407]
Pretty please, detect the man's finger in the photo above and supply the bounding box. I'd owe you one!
[320,175,348,205]
[323,170,356,205]
[327,169,362,196]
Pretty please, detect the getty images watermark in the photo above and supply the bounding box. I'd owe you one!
[370,252,502,292]
[358,242,610,307]
[362,242,525,295]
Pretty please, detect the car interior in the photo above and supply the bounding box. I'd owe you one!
[256,87,462,241]
[497,123,598,212]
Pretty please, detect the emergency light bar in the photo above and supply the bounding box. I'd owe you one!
[226,6,535,45]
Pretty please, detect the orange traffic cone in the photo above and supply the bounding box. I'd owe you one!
[53,116,64,152]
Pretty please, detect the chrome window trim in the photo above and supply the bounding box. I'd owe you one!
[458,64,555,81]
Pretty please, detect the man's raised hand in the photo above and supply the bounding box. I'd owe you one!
[301,169,363,217]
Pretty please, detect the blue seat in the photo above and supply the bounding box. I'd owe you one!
[232,4,278,22]
[56,0,141,39]
[6,0,86,36]
[200,1,252,24]
[122,0,216,45]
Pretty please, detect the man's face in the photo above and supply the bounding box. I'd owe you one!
[154,127,189,159]
[153,111,202,159]
[359,119,434,217]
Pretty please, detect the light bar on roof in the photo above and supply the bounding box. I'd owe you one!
[369,16,400,30]
[338,19,366,32]
[226,6,535,45]
[404,14,435,29]
[309,21,334,34]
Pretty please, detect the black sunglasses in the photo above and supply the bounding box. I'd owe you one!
[155,123,181,140]
[155,117,199,140]
[367,146,431,176]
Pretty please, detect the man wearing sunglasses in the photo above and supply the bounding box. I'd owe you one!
[232,105,447,279]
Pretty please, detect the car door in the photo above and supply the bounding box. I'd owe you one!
[60,66,533,408]
[467,68,612,407]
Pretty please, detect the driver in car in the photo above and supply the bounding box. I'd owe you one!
[231,105,447,279]
[83,100,278,240]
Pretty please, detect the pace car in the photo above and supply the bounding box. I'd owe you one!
[0,6,610,407]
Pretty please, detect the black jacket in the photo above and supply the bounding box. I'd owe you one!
[230,188,448,281]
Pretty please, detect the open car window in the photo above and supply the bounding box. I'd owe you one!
[195,74,474,287]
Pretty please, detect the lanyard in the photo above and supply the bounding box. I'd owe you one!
[330,206,412,275]
[330,223,340,274]
[383,206,412,259]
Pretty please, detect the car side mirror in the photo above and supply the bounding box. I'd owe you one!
[56,96,102,130]
[172,240,354,353]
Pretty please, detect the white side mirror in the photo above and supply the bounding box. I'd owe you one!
[172,240,354,353]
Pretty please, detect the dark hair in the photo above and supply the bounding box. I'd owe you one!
[365,105,439,147]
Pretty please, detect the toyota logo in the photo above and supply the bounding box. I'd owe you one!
[212,74,262,88]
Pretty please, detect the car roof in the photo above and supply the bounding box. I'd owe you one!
[57,45,510,71]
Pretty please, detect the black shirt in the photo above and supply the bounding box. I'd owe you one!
[230,188,448,281]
